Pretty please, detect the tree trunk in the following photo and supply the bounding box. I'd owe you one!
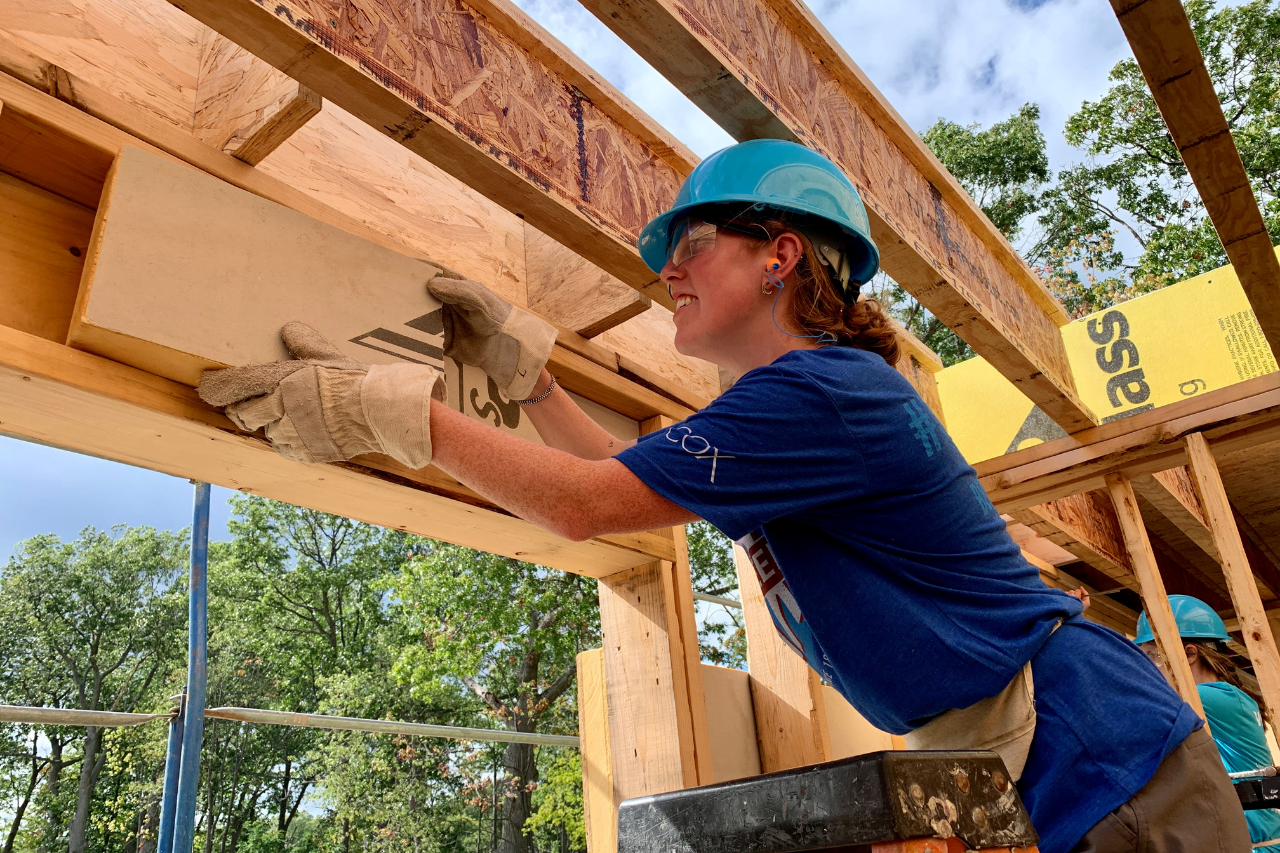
[277,759,291,834]
[138,798,160,853]
[497,740,537,853]
[2,734,44,853]
[67,726,107,853]
[40,736,67,853]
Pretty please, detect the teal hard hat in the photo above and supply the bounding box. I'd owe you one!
[638,139,880,289]
[1134,594,1231,645]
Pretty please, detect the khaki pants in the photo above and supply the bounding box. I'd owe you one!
[1072,727,1252,852]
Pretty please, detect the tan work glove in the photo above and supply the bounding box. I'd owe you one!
[427,274,557,401]
[198,322,445,468]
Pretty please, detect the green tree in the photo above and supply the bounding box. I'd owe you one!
[686,523,746,668]
[1034,0,1280,316]
[0,527,187,853]
[389,545,597,853]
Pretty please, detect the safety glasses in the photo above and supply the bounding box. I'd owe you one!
[665,217,772,269]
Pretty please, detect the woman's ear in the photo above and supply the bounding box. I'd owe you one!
[1184,643,1200,666]
[768,232,805,280]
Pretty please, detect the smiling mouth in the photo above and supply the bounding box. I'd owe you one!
[675,295,696,309]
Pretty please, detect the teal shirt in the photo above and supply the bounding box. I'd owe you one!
[1199,681,1280,849]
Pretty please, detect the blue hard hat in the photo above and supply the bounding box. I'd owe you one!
[638,140,880,286]
[1134,594,1231,645]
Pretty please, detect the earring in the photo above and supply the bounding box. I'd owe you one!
[763,259,784,295]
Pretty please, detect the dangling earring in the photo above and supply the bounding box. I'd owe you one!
[762,258,783,295]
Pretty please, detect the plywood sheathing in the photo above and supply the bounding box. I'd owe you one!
[193,32,320,165]
[1111,0,1280,357]
[595,308,720,405]
[167,0,693,308]
[574,0,1095,433]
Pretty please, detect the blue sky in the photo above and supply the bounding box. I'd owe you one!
[2,0,1145,560]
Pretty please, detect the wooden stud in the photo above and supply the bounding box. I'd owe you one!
[733,543,831,772]
[1104,473,1207,718]
[577,648,615,853]
[574,0,1094,433]
[978,372,1280,513]
[1110,0,1280,357]
[193,33,320,165]
[524,222,651,338]
[164,0,690,309]
[1132,467,1220,562]
[1184,432,1280,725]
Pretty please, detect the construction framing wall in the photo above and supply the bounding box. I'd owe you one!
[2,0,1279,851]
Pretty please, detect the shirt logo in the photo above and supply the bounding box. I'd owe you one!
[665,425,735,483]
[903,399,942,457]
[739,530,807,657]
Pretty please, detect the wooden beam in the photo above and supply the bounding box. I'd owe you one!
[194,32,321,165]
[1185,432,1280,725]
[164,0,692,310]
[1105,473,1207,718]
[1111,0,1280,356]
[733,540,831,772]
[524,223,651,338]
[577,648,615,853]
[978,372,1280,512]
[0,324,668,577]
[1131,467,1219,562]
[574,0,1094,433]
[1009,492,1135,591]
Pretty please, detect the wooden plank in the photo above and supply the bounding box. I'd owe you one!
[978,372,1280,512]
[194,32,320,165]
[577,648,615,853]
[596,562,700,799]
[700,664,762,783]
[165,0,692,310]
[595,308,720,405]
[733,541,831,772]
[1111,0,1280,356]
[524,222,650,338]
[1184,431,1280,726]
[1104,473,1207,718]
[1132,467,1220,562]
[574,0,1094,433]
[1009,492,1134,590]
[0,171,95,343]
[0,324,669,577]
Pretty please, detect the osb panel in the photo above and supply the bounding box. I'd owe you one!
[1034,491,1131,572]
[1219,442,1280,576]
[271,0,682,246]
[0,0,201,130]
[525,222,647,335]
[257,102,527,304]
[193,31,310,154]
[595,307,720,402]
[664,0,1071,386]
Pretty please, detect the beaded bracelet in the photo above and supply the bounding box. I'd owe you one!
[516,374,557,405]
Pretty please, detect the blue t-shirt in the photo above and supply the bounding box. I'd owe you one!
[1199,681,1280,849]
[616,347,1200,853]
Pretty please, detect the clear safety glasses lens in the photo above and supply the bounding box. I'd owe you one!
[667,219,719,268]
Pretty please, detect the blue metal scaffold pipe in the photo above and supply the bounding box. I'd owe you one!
[172,482,210,853]
[155,690,186,853]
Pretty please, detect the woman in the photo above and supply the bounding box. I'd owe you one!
[1137,595,1280,849]
[199,140,1247,853]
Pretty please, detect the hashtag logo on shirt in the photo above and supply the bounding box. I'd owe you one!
[904,399,941,457]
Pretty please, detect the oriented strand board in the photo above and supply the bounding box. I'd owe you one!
[524,222,649,337]
[0,0,201,130]
[595,308,720,403]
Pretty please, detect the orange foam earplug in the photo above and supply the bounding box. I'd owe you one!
[766,258,782,271]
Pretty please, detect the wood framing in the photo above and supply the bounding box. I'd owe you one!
[1111,0,1280,356]
[1105,473,1207,718]
[978,372,1280,512]
[1131,467,1219,562]
[577,648,615,853]
[574,0,1094,433]
[1009,492,1134,591]
[1184,432,1280,725]
[194,34,321,164]
[524,223,651,338]
[165,0,693,309]
[733,542,831,772]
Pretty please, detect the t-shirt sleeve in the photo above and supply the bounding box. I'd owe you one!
[614,364,870,540]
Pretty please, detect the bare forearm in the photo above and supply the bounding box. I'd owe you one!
[520,369,635,460]
[430,403,694,539]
